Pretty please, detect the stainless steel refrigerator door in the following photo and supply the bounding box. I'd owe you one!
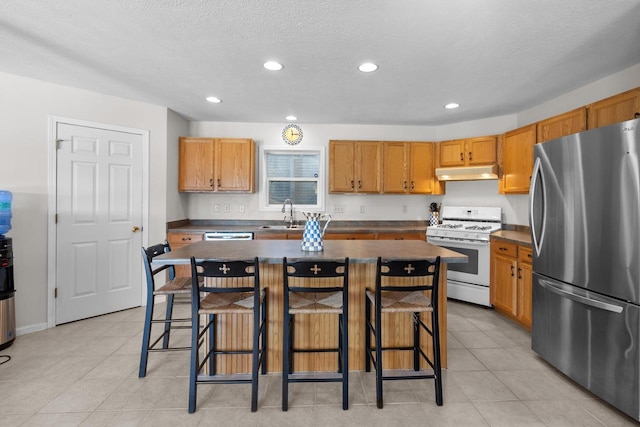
[530,118,640,304]
[532,273,640,420]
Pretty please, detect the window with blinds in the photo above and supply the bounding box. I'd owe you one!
[260,147,325,211]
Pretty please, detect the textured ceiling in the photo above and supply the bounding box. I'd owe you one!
[1,0,639,125]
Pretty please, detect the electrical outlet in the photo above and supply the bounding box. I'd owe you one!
[239,204,245,213]
[223,204,230,213]
[334,205,345,213]
[214,204,220,213]
[359,205,365,214]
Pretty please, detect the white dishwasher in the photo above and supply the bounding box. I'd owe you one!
[204,231,254,241]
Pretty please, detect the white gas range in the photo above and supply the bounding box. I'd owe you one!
[426,206,502,307]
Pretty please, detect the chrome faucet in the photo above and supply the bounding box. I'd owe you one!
[281,199,294,228]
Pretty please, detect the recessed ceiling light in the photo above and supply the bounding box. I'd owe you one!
[286,115,298,121]
[206,96,222,103]
[444,103,460,109]
[358,62,378,73]
[263,61,283,71]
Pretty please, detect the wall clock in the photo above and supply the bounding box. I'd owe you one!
[282,124,303,145]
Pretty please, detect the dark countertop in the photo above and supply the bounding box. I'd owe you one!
[152,239,467,264]
[167,219,428,235]
[492,229,532,246]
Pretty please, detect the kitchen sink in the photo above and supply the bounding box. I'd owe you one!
[259,225,300,230]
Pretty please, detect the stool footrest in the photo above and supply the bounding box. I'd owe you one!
[287,372,345,382]
[196,373,255,384]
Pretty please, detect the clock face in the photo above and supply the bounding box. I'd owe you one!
[282,124,303,145]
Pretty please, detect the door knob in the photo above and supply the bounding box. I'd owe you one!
[132,226,141,233]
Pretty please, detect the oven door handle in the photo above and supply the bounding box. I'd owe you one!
[427,237,490,247]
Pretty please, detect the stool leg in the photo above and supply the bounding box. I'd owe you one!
[282,310,290,411]
[162,294,175,349]
[209,314,216,375]
[188,309,200,413]
[375,306,383,409]
[288,315,294,374]
[138,295,154,378]
[432,310,443,406]
[364,296,371,372]
[342,311,349,410]
[251,309,259,412]
[337,313,343,374]
[261,294,268,375]
[413,312,420,371]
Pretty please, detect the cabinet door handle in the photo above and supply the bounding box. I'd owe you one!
[217,178,221,187]
[410,181,414,190]
[182,237,191,241]
[351,180,355,189]
[460,152,464,161]
[510,266,515,276]
[403,181,407,189]
[468,151,473,161]
[358,180,362,189]
[499,247,508,251]
[209,178,214,188]
[517,267,522,279]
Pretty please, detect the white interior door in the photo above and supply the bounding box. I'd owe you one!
[55,122,143,324]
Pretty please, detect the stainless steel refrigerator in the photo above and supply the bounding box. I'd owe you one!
[530,117,640,420]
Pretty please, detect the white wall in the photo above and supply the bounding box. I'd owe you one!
[0,72,170,332]
[166,110,190,222]
[517,63,640,126]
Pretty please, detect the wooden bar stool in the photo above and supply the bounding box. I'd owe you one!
[365,256,443,408]
[188,257,267,413]
[139,242,191,378]
[282,257,349,411]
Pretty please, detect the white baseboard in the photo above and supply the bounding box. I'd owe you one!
[16,322,48,336]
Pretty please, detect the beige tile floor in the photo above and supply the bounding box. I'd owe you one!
[0,299,636,426]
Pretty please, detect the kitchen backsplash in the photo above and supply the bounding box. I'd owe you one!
[184,180,530,226]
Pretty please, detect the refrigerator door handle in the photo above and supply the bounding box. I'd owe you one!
[529,157,545,257]
[539,279,624,314]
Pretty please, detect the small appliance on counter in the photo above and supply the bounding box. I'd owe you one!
[0,190,15,350]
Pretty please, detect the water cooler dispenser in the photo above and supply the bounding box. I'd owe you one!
[0,191,15,350]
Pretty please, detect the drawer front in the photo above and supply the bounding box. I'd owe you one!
[492,240,517,258]
[518,245,533,265]
[167,233,203,247]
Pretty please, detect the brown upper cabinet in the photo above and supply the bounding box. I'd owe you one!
[179,137,255,192]
[587,88,640,129]
[438,136,497,167]
[537,107,587,143]
[382,142,437,194]
[329,140,381,193]
[500,124,536,194]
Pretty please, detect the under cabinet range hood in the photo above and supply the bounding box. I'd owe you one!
[435,164,499,181]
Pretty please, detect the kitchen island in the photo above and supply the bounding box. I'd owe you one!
[154,239,467,373]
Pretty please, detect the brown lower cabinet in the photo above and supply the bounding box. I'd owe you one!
[490,239,532,330]
[167,232,204,277]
